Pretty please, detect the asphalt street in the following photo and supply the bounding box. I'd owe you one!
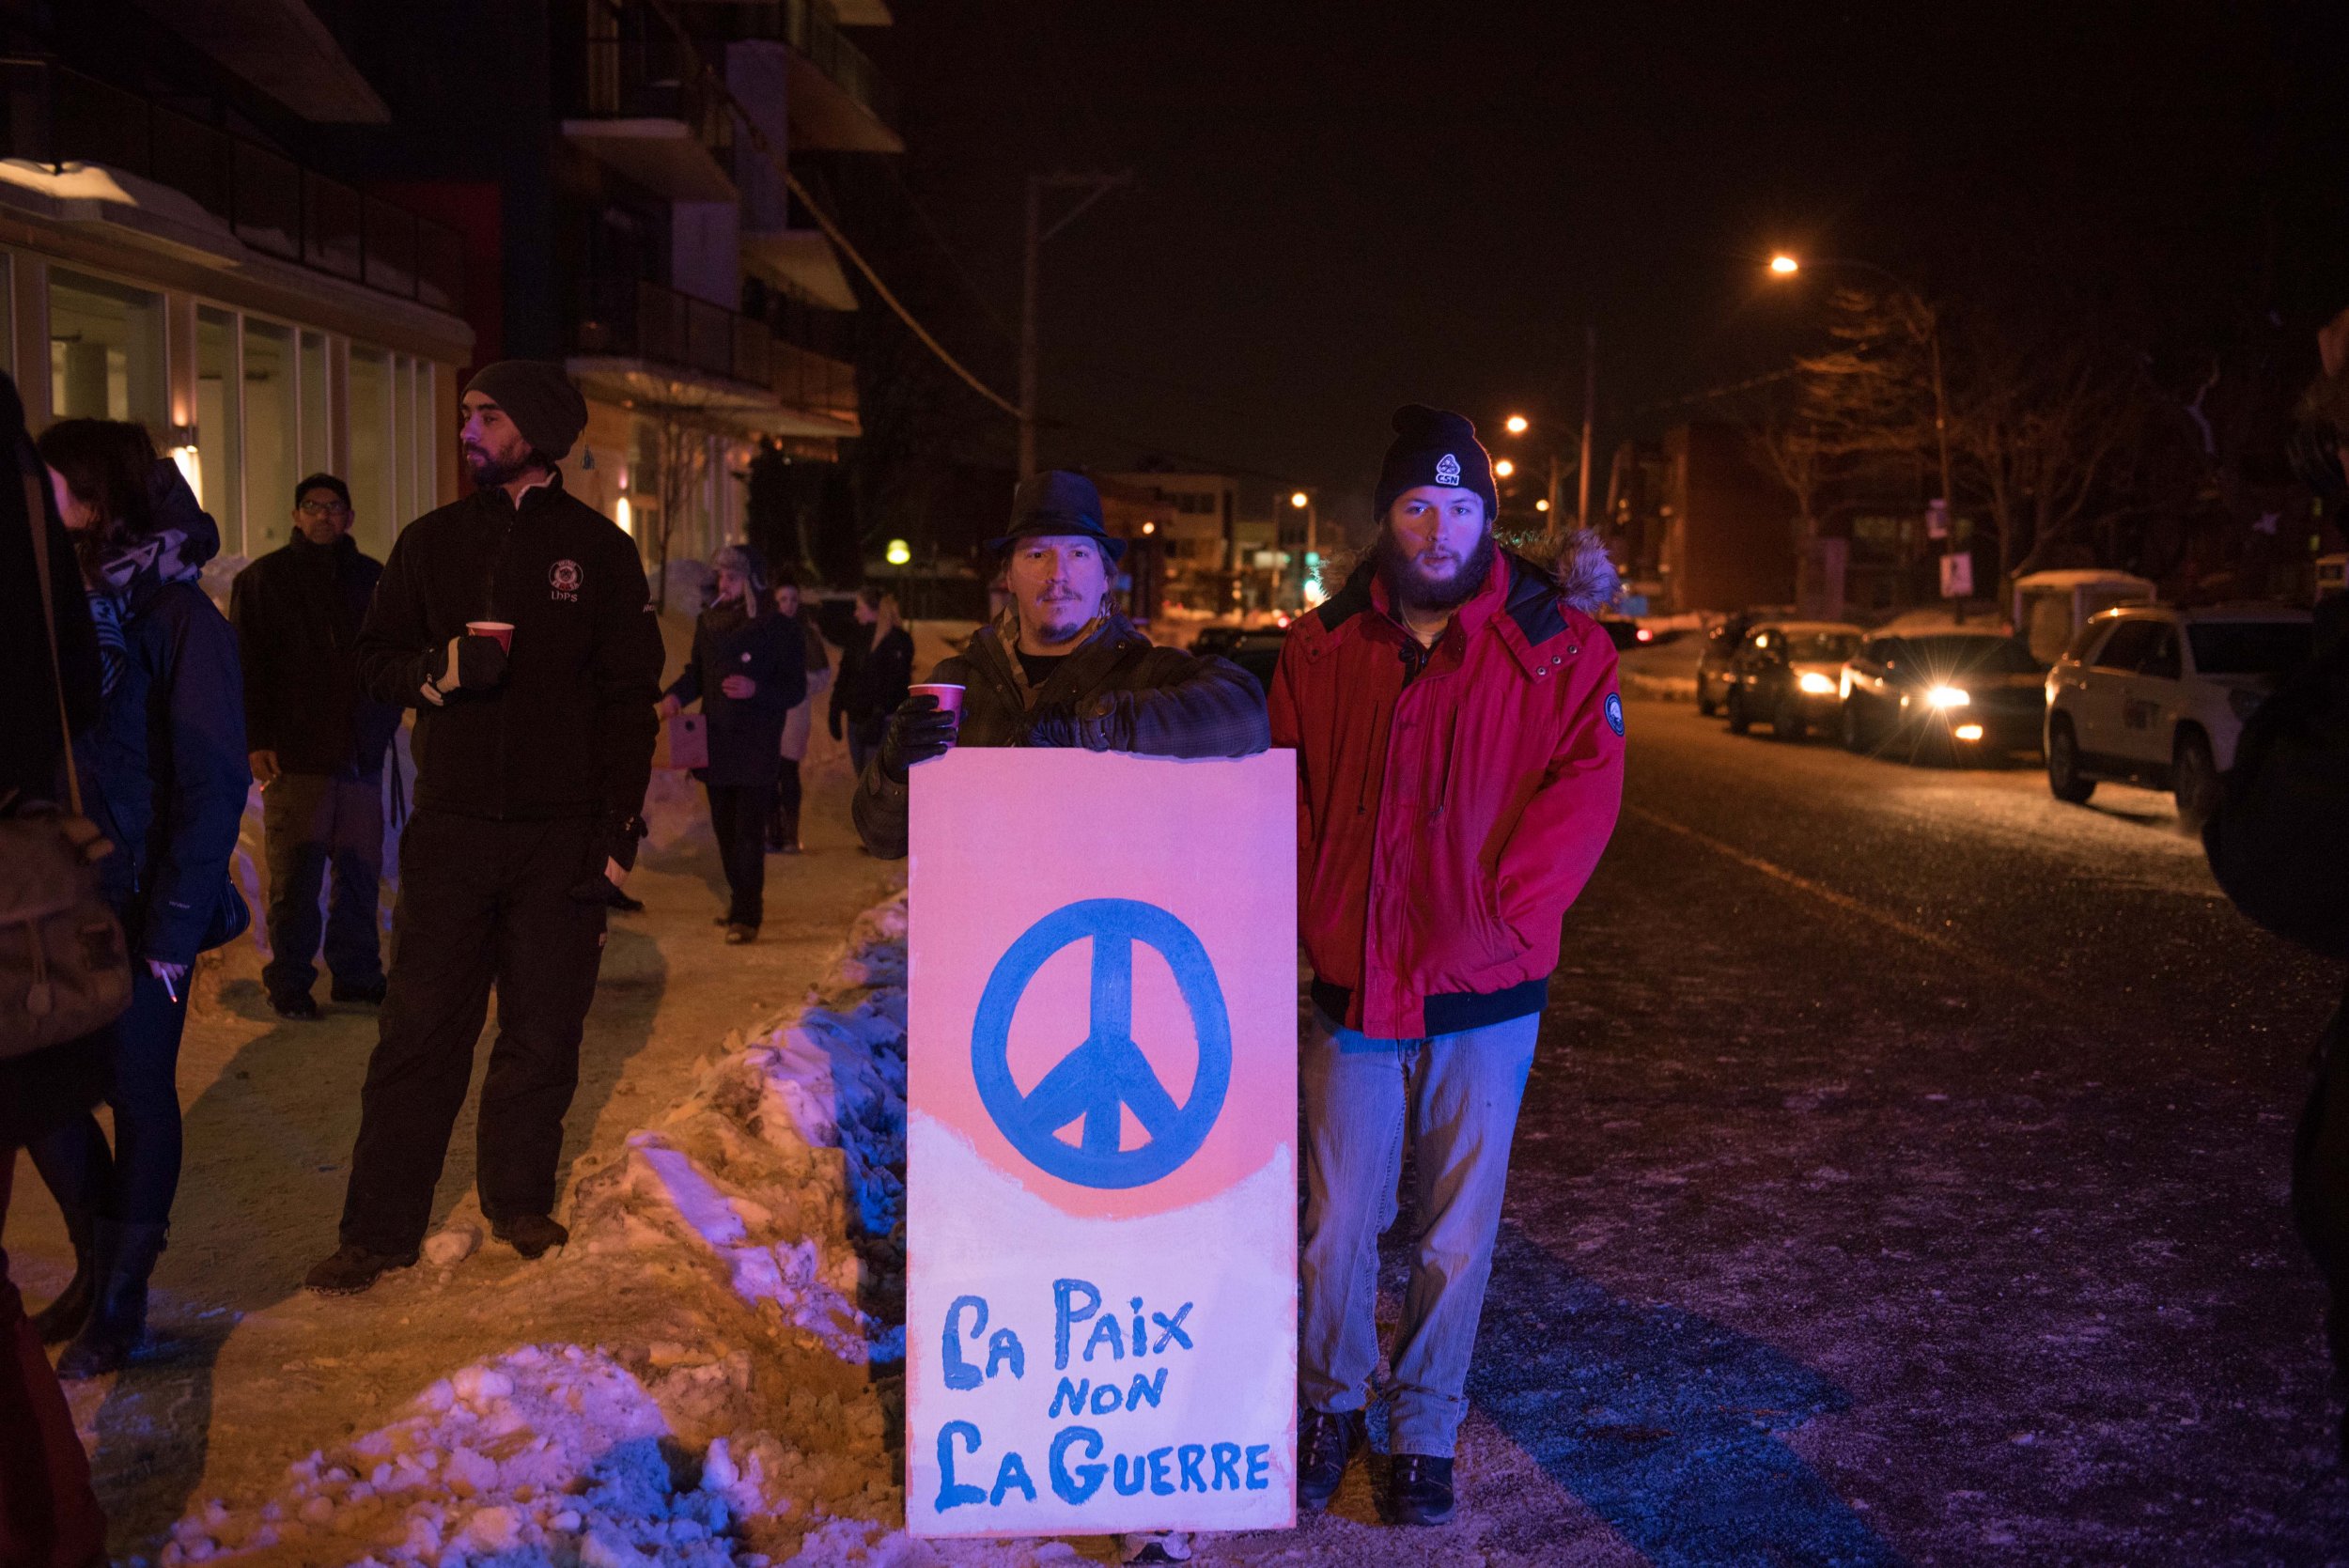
[1282,695,2349,1566]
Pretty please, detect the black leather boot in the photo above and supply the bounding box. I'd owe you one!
[28,1203,96,1344]
[55,1219,168,1379]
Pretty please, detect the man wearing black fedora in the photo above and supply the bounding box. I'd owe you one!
[850,469,1268,861]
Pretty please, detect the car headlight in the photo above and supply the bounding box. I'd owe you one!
[1797,671,1836,696]
[1952,723,1984,742]
[1926,685,1970,708]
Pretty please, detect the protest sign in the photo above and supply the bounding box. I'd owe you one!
[907,747,1298,1538]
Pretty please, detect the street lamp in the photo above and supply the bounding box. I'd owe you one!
[1290,490,1309,509]
[885,538,911,567]
[1504,413,1529,435]
[1768,254,1800,275]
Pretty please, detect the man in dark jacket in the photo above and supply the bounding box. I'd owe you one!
[231,473,403,1019]
[1271,407,1625,1527]
[305,361,664,1296]
[850,470,1268,860]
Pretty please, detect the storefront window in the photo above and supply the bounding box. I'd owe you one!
[243,319,297,555]
[195,307,242,555]
[49,270,165,427]
[348,344,394,556]
[299,329,329,474]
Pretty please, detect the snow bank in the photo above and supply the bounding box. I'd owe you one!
[165,893,1068,1564]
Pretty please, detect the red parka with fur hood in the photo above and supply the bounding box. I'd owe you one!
[1269,539,1626,1039]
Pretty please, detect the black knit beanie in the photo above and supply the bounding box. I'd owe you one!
[463,361,590,462]
[1374,404,1497,521]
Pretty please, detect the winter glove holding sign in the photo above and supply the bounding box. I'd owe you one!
[878,692,957,781]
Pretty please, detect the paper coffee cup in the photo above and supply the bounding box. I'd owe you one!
[910,682,965,716]
[466,620,514,652]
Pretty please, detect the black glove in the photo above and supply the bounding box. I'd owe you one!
[430,633,509,693]
[567,813,647,903]
[1020,701,1081,749]
[878,694,957,783]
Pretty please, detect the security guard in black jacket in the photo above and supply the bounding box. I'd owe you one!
[306,361,664,1296]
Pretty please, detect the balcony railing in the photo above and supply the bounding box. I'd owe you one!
[0,58,463,314]
[779,0,897,132]
[576,277,855,420]
[578,35,735,153]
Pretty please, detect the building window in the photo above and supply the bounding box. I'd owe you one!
[195,307,242,554]
[299,330,330,474]
[243,319,298,556]
[49,270,165,427]
[348,344,395,556]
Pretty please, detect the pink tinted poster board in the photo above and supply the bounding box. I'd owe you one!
[907,748,1298,1538]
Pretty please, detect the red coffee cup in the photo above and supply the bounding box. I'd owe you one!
[466,620,514,652]
[910,682,964,717]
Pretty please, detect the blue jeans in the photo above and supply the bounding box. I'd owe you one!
[1299,1006,1539,1458]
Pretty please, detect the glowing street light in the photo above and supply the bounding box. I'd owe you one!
[1768,254,1800,275]
[885,538,911,567]
[1493,458,1516,479]
[1504,413,1530,435]
[1535,498,1550,512]
[1290,490,1309,509]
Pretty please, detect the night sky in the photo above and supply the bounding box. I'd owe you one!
[863,3,2345,504]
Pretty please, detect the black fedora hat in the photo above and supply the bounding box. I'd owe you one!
[987,470,1128,564]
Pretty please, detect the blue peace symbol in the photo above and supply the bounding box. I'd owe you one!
[971,898,1232,1189]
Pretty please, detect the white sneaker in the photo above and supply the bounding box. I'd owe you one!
[1119,1531,1193,1564]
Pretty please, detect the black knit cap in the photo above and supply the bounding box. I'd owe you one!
[1375,404,1498,521]
[463,360,590,463]
[987,469,1127,563]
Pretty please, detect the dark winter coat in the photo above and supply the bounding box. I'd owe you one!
[663,600,806,788]
[75,468,251,968]
[356,474,664,827]
[852,613,1270,859]
[1270,547,1625,1039]
[230,532,401,778]
[0,371,106,1145]
[831,625,913,733]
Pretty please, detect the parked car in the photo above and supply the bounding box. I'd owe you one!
[1723,621,1866,739]
[1839,629,2048,763]
[2044,602,2315,825]
[1695,606,1793,717]
[1223,629,1288,695]
[1594,616,1657,651]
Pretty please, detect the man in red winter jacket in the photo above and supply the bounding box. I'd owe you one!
[1269,405,1626,1527]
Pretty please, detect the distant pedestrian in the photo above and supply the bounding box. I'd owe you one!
[27,420,249,1378]
[768,572,831,853]
[303,361,663,1296]
[0,370,109,1566]
[829,587,911,778]
[230,474,403,1019]
[659,545,804,942]
[1271,406,1626,1525]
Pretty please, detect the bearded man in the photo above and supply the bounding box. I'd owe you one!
[1269,404,1626,1526]
[850,469,1267,861]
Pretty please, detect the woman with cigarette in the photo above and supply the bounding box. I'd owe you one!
[25,419,248,1378]
[660,545,804,941]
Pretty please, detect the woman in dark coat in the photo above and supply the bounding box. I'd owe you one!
[660,546,804,942]
[27,420,249,1379]
[828,587,912,777]
[0,376,109,1567]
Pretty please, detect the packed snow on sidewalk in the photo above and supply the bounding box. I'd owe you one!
[156,893,1078,1568]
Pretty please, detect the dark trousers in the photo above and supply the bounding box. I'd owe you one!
[29,965,192,1226]
[338,811,605,1254]
[2293,982,2349,1397]
[847,717,883,777]
[261,770,385,999]
[0,1155,107,1568]
[768,760,802,849]
[706,783,767,928]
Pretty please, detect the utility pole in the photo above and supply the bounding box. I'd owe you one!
[1577,322,1597,535]
[1018,170,1130,480]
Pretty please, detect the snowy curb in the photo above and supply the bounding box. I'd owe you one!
[163,893,969,1566]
